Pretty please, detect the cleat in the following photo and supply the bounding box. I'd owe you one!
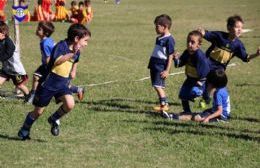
[153,105,169,112]
[161,111,179,120]
[18,128,31,140]
[77,87,85,101]
[48,117,60,136]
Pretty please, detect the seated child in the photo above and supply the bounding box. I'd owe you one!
[148,14,175,112]
[163,70,230,123]
[174,30,210,114]
[55,0,69,21]
[0,21,30,99]
[193,70,230,123]
[84,0,93,24]
[69,0,79,23]
[18,24,91,140]
[77,1,87,24]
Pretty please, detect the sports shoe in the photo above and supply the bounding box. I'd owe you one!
[161,111,179,120]
[153,104,169,112]
[18,128,31,140]
[48,117,60,136]
[77,87,85,101]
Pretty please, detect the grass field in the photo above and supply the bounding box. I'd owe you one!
[0,0,260,167]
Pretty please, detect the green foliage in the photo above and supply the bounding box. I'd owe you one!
[0,0,260,167]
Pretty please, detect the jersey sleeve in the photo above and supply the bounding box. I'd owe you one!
[204,31,218,42]
[215,92,223,107]
[74,52,80,63]
[233,42,249,62]
[166,37,175,56]
[43,40,54,57]
[0,37,15,62]
[176,50,189,67]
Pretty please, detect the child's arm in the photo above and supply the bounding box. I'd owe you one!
[70,62,78,79]
[247,46,260,60]
[54,52,75,65]
[197,27,206,36]
[160,54,173,79]
[0,38,15,62]
[202,106,222,123]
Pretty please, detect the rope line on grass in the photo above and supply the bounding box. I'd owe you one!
[80,63,237,87]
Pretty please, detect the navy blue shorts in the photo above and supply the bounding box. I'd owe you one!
[33,85,72,107]
[179,78,205,101]
[150,69,165,88]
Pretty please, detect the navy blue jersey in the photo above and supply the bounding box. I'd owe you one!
[148,34,175,71]
[204,31,248,70]
[42,40,80,91]
[175,49,210,81]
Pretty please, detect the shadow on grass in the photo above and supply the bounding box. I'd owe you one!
[81,98,181,114]
[231,116,260,123]
[235,83,260,87]
[124,119,260,142]
[0,133,47,143]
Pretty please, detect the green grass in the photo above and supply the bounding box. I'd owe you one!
[0,0,260,167]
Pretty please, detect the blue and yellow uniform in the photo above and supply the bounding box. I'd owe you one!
[175,49,210,112]
[204,31,249,70]
[33,40,80,107]
[148,34,175,88]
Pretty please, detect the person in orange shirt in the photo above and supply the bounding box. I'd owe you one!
[55,0,69,21]
[0,0,7,22]
[84,0,93,24]
[69,0,79,23]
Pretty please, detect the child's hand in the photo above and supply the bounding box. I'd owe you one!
[257,46,260,56]
[203,117,210,123]
[160,70,169,79]
[197,27,205,36]
[173,51,180,59]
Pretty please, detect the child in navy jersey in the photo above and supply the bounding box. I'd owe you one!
[148,14,175,112]
[18,24,91,140]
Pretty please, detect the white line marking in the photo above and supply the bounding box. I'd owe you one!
[242,29,253,33]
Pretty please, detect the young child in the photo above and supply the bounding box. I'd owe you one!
[55,0,69,22]
[198,15,260,105]
[26,21,55,103]
[76,1,87,24]
[0,21,30,99]
[198,15,260,71]
[173,30,210,114]
[163,70,230,122]
[193,70,230,123]
[18,24,91,140]
[0,0,7,22]
[148,14,175,112]
[69,0,79,23]
[84,0,93,24]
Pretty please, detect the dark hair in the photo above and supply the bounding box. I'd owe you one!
[79,1,84,6]
[154,14,172,29]
[227,15,244,28]
[187,30,203,45]
[67,23,91,43]
[71,0,77,6]
[38,21,55,37]
[0,21,9,36]
[207,70,228,88]
[84,0,91,4]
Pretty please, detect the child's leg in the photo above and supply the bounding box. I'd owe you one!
[69,84,85,101]
[48,94,75,136]
[32,74,40,93]
[154,87,168,105]
[18,106,45,140]
[0,76,7,85]
[17,84,30,96]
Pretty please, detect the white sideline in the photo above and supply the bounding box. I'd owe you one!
[82,63,237,87]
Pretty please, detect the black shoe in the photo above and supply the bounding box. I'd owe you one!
[48,117,60,136]
[18,128,31,140]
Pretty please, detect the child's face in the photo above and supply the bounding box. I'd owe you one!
[74,35,90,51]
[187,35,201,53]
[155,24,167,35]
[0,32,5,40]
[36,26,44,38]
[228,21,243,38]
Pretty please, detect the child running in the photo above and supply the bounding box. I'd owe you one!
[0,21,30,99]
[173,30,209,114]
[18,24,91,140]
[148,14,175,112]
[27,21,55,103]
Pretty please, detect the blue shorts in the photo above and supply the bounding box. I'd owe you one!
[197,109,229,122]
[179,78,204,101]
[34,64,48,78]
[150,69,165,88]
[33,85,72,107]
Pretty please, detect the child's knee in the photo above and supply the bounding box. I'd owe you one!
[63,100,75,111]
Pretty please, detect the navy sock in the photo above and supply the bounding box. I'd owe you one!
[22,113,36,130]
[182,100,191,112]
[70,85,79,94]
[50,106,67,121]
